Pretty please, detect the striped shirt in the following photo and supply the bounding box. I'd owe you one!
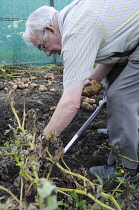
[58,0,139,88]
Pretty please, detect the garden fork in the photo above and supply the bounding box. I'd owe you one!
[64,95,107,153]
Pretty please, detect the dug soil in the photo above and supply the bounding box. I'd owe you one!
[0,64,139,209]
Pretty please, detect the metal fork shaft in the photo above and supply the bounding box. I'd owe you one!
[64,96,107,153]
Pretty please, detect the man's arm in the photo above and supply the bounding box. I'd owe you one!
[42,80,85,137]
[88,63,115,82]
[39,63,114,139]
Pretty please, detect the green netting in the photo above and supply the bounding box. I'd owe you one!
[0,0,72,66]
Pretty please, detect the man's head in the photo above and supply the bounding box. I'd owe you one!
[23,6,62,56]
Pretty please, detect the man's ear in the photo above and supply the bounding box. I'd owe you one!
[44,26,55,34]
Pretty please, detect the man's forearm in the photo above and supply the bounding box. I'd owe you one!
[43,100,79,136]
[88,63,115,82]
[42,80,85,137]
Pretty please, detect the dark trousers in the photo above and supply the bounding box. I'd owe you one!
[106,46,139,169]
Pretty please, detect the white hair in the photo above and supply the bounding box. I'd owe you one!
[22,6,57,45]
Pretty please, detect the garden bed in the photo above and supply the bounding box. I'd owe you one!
[0,64,139,210]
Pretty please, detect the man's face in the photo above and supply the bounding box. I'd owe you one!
[31,26,62,56]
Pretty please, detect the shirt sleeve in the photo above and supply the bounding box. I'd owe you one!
[62,32,103,89]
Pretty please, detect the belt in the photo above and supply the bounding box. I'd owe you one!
[112,44,139,57]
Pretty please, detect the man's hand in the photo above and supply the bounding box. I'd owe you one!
[82,80,103,97]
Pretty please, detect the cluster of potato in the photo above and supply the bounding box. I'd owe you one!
[81,97,97,111]
[81,80,103,111]
[5,73,57,92]
[4,73,103,112]
[81,96,103,111]
[50,97,103,113]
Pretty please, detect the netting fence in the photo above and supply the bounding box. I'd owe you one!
[0,0,72,66]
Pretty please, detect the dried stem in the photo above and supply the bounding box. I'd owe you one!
[0,186,20,204]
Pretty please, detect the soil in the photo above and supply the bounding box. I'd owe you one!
[0,64,139,210]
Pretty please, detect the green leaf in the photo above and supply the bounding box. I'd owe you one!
[37,179,56,199]
[46,195,58,210]
[19,170,27,176]
[4,141,10,147]
[57,200,68,207]
[115,177,125,184]
[0,68,6,73]
[94,174,104,188]
[71,192,78,201]
[16,161,24,167]
[76,200,86,210]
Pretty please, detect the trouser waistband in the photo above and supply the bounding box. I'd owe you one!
[111,44,139,57]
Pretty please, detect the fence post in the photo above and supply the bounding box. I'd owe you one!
[50,0,54,6]
[50,0,57,65]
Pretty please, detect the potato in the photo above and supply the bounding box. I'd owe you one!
[21,77,30,83]
[12,84,18,89]
[13,79,17,83]
[84,97,96,104]
[44,73,54,80]
[4,87,8,92]
[39,85,48,92]
[8,81,15,86]
[30,83,38,87]
[99,100,103,105]
[81,101,95,111]
[50,88,56,92]
[82,80,103,97]
[16,78,21,82]
[24,84,29,88]
[30,76,37,80]
[50,106,56,111]
[17,82,26,89]
[92,104,97,109]
[47,81,53,86]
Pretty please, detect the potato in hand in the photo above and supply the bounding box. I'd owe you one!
[82,80,103,97]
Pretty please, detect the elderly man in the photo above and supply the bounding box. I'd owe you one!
[23,0,139,182]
